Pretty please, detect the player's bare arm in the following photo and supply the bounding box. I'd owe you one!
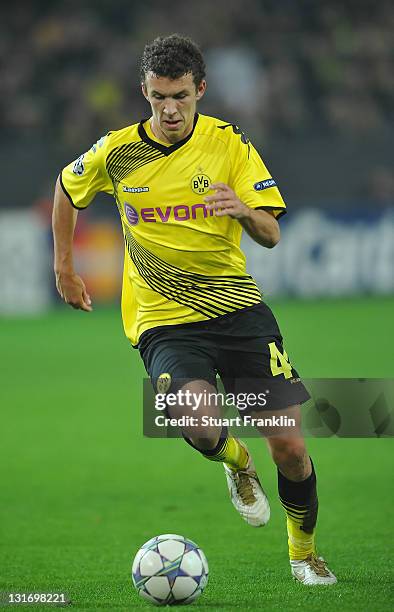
[204,182,280,248]
[52,176,92,312]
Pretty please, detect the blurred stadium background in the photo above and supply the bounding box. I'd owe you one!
[1,1,393,609]
[1,0,393,311]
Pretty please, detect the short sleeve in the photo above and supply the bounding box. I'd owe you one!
[229,135,287,219]
[60,134,113,210]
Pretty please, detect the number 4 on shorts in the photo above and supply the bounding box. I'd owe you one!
[268,342,293,379]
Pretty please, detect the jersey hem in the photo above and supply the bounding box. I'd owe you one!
[59,172,85,210]
[134,301,264,348]
[255,206,287,220]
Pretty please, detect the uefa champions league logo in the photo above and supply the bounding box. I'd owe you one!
[124,203,139,226]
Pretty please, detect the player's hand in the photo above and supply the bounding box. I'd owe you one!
[204,183,251,219]
[55,271,93,312]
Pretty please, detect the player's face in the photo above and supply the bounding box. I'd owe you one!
[142,72,206,144]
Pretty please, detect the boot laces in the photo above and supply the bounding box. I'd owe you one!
[305,553,330,577]
[236,471,257,505]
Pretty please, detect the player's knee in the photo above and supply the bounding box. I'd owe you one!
[269,438,307,470]
[188,431,221,451]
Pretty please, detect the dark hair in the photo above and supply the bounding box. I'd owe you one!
[140,34,206,88]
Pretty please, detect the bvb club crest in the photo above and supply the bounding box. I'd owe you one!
[191,173,211,195]
[157,373,172,394]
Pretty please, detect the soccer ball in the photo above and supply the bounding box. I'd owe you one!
[131,533,209,606]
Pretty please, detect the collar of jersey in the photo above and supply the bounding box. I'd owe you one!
[138,113,199,156]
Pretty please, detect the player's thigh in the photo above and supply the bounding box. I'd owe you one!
[259,403,305,444]
[140,334,217,394]
[140,334,222,430]
[176,379,223,446]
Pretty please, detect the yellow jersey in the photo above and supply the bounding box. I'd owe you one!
[61,113,286,346]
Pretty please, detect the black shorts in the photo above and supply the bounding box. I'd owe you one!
[138,303,310,411]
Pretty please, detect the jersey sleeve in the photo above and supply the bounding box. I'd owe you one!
[229,132,286,219]
[60,134,113,210]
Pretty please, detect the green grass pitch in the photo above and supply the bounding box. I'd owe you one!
[1,297,393,611]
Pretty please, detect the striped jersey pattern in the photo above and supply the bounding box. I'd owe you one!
[122,219,262,318]
[106,142,165,182]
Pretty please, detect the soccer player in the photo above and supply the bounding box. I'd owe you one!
[52,34,336,586]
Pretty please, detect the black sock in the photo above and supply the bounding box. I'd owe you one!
[278,458,318,534]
